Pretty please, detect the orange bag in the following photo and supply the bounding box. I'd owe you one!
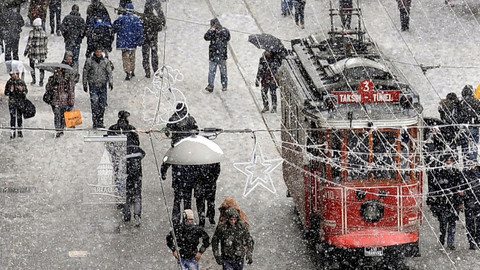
[64,109,83,127]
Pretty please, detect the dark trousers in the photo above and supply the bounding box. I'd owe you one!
[293,1,305,25]
[49,2,61,33]
[8,102,23,131]
[172,186,193,225]
[439,215,457,245]
[261,82,277,108]
[465,205,480,245]
[88,84,107,128]
[4,38,20,62]
[399,8,410,31]
[142,39,159,75]
[29,59,45,84]
[124,172,142,219]
[51,105,69,131]
[223,259,244,270]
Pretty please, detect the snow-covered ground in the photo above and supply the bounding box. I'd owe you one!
[1,0,480,269]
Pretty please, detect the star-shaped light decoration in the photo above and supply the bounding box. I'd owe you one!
[233,136,283,197]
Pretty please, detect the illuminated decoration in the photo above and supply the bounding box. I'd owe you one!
[142,65,189,126]
[234,134,283,197]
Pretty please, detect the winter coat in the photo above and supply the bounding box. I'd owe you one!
[28,0,49,23]
[256,54,281,87]
[25,26,48,61]
[218,197,250,227]
[87,20,114,52]
[427,166,463,220]
[396,0,411,10]
[166,222,210,260]
[4,77,28,106]
[459,96,480,125]
[145,0,164,18]
[194,163,220,200]
[0,9,24,42]
[212,208,254,262]
[113,4,144,50]
[204,18,230,61]
[46,74,74,107]
[438,98,459,125]
[85,2,111,35]
[82,54,113,88]
[460,168,480,210]
[107,119,140,148]
[339,0,352,8]
[60,10,86,47]
[166,108,198,146]
[141,12,163,44]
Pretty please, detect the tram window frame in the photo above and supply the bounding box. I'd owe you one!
[371,131,398,181]
[345,130,370,181]
[329,130,343,183]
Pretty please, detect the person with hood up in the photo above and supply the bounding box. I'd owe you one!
[25,18,48,86]
[396,0,411,31]
[82,47,113,129]
[113,2,144,81]
[108,111,145,226]
[4,68,28,139]
[212,207,254,269]
[45,67,74,138]
[217,197,249,228]
[194,162,221,227]
[60,4,86,66]
[0,6,24,64]
[165,102,198,147]
[255,50,281,113]
[166,209,210,269]
[48,0,61,35]
[204,18,230,92]
[141,7,164,78]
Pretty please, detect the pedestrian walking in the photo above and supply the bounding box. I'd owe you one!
[141,7,164,78]
[108,111,145,226]
[396,0,411,31]
[204,18,230,92]
[4,0,23,13]
[256,50,281,113]
[212,207,254,269]
[427,155,463,250]
[82,47,113,129]
[194,163,220,227]
[461,162,480,250]
[60,4,85,67]
[292,0,306,29]
[49,0,61,35]
[86,0,111,28]
[25,18,48,86]
[85,17,114,58]
[458,85,480,161]
[117,0,132,15]
[28,0,49,29]
[166,209,210,270]
[4,69,28,139]
[161,163,196,225]
[113,3,144,81]
[61,51,79,110]
[166,102,198,147]
[281,0,292,16]
[145,0,164,18]
[438,92,460,147]
[0,6,24,64]
[339,0,353,29]
[45,68,74,138]
[217,197,249,227]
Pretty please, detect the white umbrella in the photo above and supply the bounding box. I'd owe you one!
[163,136,224,165]
[4,60,33,73]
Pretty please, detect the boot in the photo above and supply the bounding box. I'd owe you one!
[125,72,131,81]
[271,106,277,113]
[31,72,36,85]
[10,131,15,139]
[17,131,23,138]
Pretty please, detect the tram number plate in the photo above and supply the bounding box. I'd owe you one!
[364,247,384,256]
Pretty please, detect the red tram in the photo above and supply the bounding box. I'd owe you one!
[277,6,424,265]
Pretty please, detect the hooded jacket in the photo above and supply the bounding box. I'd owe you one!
[4,76,28,106]
[82,53,113,88]
[204,18,230,61]
[60,9,86,46]
[113,3,144,49]
[0,8,24,42]
[166,106,198,146]
[166,221,210,260]
[218,197,249,227]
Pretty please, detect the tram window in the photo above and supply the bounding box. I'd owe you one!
[372,132,396,180]
[346,131,369,181]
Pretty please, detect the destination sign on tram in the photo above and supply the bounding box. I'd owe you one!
[331,80,402,104]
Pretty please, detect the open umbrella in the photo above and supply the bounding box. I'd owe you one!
[36,62,75,73]
[163,135,224,165]
[248,33,285,52]
[4,60,33,73]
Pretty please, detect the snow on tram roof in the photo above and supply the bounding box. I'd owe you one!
[329,57,389,75]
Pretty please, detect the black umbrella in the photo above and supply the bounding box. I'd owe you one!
[248,33,285,52]
[36,62,75,74]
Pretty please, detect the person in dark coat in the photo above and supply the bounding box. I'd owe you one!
[49,0,61,35]
[281,0,293,16]
[28,0,49,28]
[113,2,144,81]
[194,162,221,227]
[339,0,353,29]
[161,163,196,225]
[145,0,164,18]
[212,208,254,269]
[85,17,114,58]
[204,18,230,92]
[460,163,480,250]
[166,209,210,269]
[255,50,281,113]
[45,67,74,137]
[82,47,113,128]
[85,0,111,37]
[427,155,463,250]
[60,4,85,67]
[141,8,164,78]
[0,6,24,63]
[438,92,460,147]
[117,0,132,15]
[396,0,411,31]
[292,0,306,29]
[458,85,480,162]
[4,69,28,139]
[166,102,198,147]
[108,111,145,226]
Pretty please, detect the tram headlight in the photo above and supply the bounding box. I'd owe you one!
[360,199,384,223]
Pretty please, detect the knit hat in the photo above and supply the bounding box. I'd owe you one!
[33,18,42,27]
[118,110,130,120]
[183,209,194,220]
